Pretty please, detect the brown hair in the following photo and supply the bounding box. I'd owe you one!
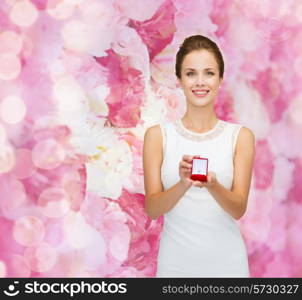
[175,35,224,79]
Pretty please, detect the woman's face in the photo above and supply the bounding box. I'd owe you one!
[178,49,222,107]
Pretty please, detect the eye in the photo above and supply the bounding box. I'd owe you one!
[207,71,215,76]
[186,72,194,76]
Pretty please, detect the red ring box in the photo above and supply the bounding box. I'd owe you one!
[190,156,208,182]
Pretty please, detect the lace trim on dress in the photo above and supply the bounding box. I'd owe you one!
[173,119,227,142]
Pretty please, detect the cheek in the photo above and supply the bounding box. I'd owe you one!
[210,78,220,89]
[183,79,194,88]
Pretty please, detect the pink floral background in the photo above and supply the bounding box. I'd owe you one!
[0,0,301,278]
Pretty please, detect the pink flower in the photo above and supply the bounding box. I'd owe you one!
[253,140,275,189]
[118,189,163,277]
[81,191,131,276]
[95,50,146,128]
[128,0,176,61]
[248,244,274,277]
[115,0,165,22]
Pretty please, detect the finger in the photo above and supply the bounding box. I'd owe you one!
[179,161,192,169]
[182,155,193,162]
[208,171,216,179]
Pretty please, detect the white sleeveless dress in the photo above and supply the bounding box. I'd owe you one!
[156,118,249,277]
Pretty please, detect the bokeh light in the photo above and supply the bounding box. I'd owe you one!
[0,178,27,218]
[46,0,75,20]
[53,76,86,111]
[0,31,23,55]
[61,20,92,53]
[64,211,105,251]
[0,124,7,144]
[24,242,57,273]
[11,149,36,179]
[10,254,31,277]
[0,0,302,279]
[13,216,45,247]
[32,139,65,170]
[0,95,26,124]
[0,54,21,80]
[9,0,39,27]
[0,144,15,174]
[38,188,70,218]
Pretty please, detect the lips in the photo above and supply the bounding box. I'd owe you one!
[192,89,209,97]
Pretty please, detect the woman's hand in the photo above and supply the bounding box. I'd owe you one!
[179,155,195,188]
[191,171,217,189]
[179,155,218,189]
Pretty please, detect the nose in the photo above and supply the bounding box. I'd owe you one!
[195,73,206,86]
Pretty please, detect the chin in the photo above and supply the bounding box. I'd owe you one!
[189,98,213,106]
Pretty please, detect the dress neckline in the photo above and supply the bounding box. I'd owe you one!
[179,118,221,136]
[173,118,227,142]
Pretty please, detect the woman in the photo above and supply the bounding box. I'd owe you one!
[143,35,255,277]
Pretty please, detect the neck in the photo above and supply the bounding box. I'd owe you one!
[182,114,218,131]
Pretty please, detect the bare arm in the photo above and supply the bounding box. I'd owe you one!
[207,127,255,220]
[143,125,191,219]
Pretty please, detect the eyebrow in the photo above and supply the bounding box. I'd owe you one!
[184,68,216,71]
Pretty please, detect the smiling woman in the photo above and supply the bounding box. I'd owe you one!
[143,35,255,277]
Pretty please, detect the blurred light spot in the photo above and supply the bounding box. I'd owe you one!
[78,232,106,270]
[32,115,57,141]
[10,254,31,277]
[0,261,6,277]
[0,31,23,55]
[0,144,15,173]
[13,216,45,247]
[46,0,75,20]
[24,242,57,273]
[53,76,86,111]
[9,0,39,27]
[32,139,65,170]
[48,59,66,81]
[38,188,70,218]
[62,20,93,53]
[0,124,7,144]
[80,0,111,24]
[0,178,27,218]
[64,212,97,249]
[0,54,21,80]
[0,95,26,124]
[11,149,36,179]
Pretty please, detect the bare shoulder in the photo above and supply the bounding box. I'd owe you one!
[236,126,255,154]
[145,124,162,137]
[143,123,164,201]
[239,126,255,141]
[144,124,163,150]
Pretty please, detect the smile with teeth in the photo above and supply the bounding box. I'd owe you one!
[192,90,209,97]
